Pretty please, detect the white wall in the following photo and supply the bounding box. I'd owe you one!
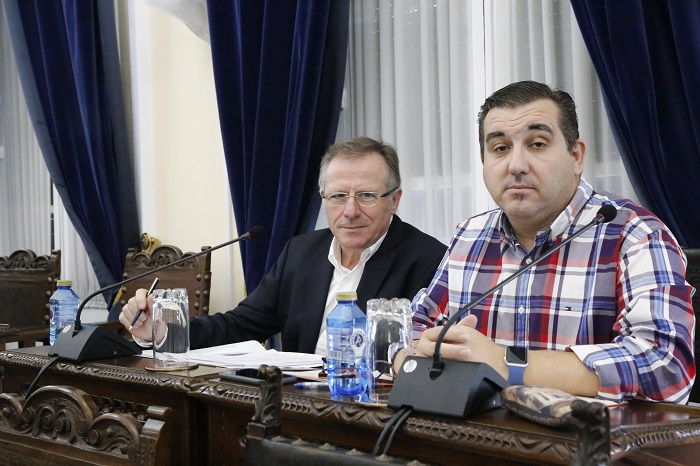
[128,3,245,314]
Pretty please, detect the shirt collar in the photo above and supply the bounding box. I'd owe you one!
[328,215,392,271]
[548,177,594,240]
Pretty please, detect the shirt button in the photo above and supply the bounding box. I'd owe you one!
[525,258,532,264]
[518,305,525,314]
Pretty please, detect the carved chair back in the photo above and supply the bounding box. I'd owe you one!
[0,385,171,465]
[118,244,212,318]
[684,248,700,403]
[0,249,60,328]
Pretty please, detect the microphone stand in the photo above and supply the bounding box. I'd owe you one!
[388,205,616,418]
[49,226,265,362]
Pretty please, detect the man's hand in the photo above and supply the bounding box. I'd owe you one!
[118,288,154,342]
[413,314,508,379]
[405,314,600,396]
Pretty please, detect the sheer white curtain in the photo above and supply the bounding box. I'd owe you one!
[338,0,637,244]
[0,10,50,255]
[52,187,103,304]
[0,7,102,308]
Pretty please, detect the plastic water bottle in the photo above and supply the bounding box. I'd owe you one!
[326,291,368,397]
[49,280,80,345]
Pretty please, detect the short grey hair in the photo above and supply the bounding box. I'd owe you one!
[318,137,401,192]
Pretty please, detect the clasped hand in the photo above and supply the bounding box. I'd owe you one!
[413,314,507,379]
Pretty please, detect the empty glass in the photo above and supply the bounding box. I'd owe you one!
[150,288,194,370]
[365,297,413,403]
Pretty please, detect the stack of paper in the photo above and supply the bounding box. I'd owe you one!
[139,340,324,370]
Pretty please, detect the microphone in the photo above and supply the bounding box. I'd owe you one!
[48,226,267,362]
[388,205,617,418]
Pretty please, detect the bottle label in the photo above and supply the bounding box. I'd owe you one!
[350,328,366,356]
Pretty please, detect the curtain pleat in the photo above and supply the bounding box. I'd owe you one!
[3,0,140,301]
[571,0,700,247]
[206,0,350,291]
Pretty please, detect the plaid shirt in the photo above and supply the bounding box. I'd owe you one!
[413,179,695,403]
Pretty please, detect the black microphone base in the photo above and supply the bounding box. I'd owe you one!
[48,324,142,362]
[388,356,508,418]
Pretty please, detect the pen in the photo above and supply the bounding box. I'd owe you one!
[129,277,159,330]
[294,381,329,389]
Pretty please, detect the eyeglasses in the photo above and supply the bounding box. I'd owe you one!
[320,187,399,207]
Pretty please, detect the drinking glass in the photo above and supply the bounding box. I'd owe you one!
[150,288,195,370]
[365,297,413,403]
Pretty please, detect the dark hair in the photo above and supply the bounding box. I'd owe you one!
[318,137,401,192]
[477,80,579,154]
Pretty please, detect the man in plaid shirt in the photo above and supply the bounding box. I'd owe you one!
[409,81,695,403]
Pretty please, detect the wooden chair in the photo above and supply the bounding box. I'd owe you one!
[115,244,212,318]
[0,249,61,351]
[684,248,700,404]
[0,385,171,465]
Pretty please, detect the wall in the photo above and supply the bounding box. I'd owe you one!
[127,4,245,314]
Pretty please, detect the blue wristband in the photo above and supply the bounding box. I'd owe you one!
[507,363,526,385]
[504,346,528,385]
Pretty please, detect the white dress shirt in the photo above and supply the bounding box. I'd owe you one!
[313,229,389,355]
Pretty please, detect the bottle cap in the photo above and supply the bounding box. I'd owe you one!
[56,280,73,286]
[336,291,357,301]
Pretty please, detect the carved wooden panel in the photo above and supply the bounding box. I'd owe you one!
[198,376,700,465]
[0,249,60,328]
[3,350,700,465]
[199,380,582,464]
[0,385,171,465]
[0,350,213,394]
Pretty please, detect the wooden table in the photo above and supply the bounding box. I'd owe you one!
[2,347,700,465]
[0,346,221,466]
[194,379,700,465]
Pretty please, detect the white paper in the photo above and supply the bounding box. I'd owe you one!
[137,340,323,370]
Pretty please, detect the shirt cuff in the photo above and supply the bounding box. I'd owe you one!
[132,325,169,349]
[569,343,633,402]
[132,335,153,348]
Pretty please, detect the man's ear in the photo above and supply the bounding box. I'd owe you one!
[572,140,585,176]
[390,187,403,214]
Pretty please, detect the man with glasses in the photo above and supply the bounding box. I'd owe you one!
[121,137,446,354]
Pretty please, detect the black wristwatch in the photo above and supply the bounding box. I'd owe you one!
[504,346,528,385]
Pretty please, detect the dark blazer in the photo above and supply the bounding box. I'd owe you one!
[189,216,446,353]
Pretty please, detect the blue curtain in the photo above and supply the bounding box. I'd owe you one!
[3,1,140,302]
[570,0,700,248]
[206,0,350,291]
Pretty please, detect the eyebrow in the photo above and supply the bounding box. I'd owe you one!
[527,123,554,135]
[485,123,554,143]
[326,188,379,194]
[485,131,505,143]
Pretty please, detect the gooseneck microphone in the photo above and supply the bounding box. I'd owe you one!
[49,226,266,362]
[388,205,617,418]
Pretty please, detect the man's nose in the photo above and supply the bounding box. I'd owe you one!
[342,196,361,216]
[508,145,530,175]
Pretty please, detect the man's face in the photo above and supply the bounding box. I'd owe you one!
[323,152,401,258]
[482,99,584,236]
